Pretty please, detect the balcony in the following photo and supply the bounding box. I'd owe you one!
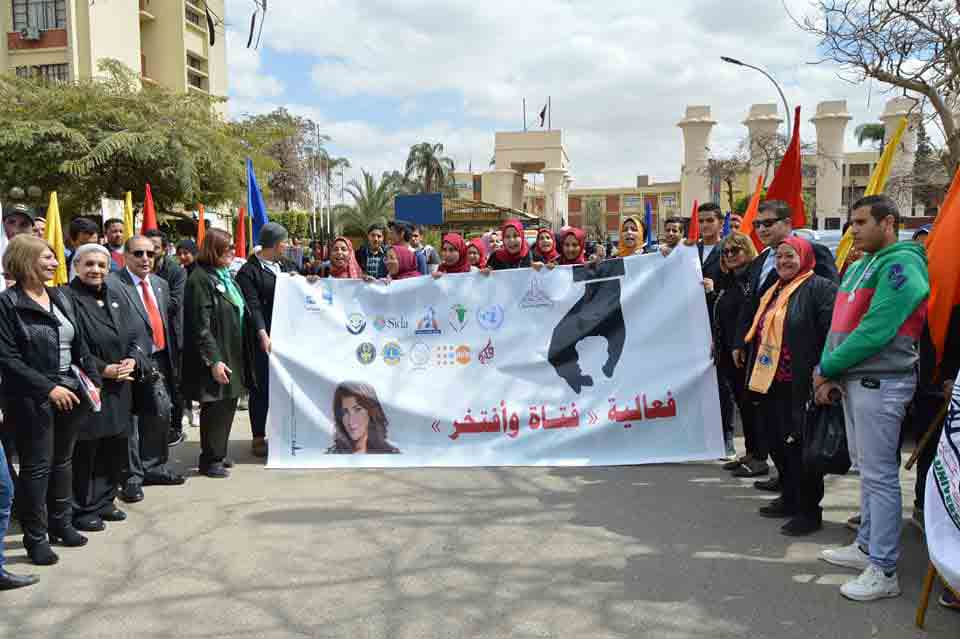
[139,0,155,22]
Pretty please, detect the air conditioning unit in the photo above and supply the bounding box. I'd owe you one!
[20,27,41,41]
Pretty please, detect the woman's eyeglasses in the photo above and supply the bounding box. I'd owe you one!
[722,247,743,257]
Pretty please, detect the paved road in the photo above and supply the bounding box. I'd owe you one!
[2,413,957,638]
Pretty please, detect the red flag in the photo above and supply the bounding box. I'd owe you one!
[235,207,247,258]
[140,183,158,234]
[927,167,960,369]
[687,200,700,241]
[196,204,206,247]
[764,106,806,229]
[739,175,765,251]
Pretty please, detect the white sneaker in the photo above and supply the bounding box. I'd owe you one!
[840,564,901,602]
[820,543,870,570]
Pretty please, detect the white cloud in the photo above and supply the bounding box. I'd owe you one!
[225,0,907,189]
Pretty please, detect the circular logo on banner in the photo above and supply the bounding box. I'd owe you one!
[410,342,430,369]
[476,304,505,330]
[374,315,387,331]
[356,342,376,365]
[347,313,367,335]
[455,345,471,365]
[382,341,403,365]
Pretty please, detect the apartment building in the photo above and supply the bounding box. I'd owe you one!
[1,0,227,110]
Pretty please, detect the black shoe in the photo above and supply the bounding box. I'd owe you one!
[199,462,230,478]
[758,498,797,518]
[0,568,38,590]
[99,506,127,522]
[49,526,88,547]
[754,477,782,492]
[120,483,144,503]
[222,458,235,469]
[732,459,769,478]
[168,429,187,447]
[25,541,59,566]
[144,473,186,486]
[781,516,823,536]
[73,514,106,532]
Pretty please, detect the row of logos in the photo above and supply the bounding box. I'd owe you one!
[347,304,506,337]
[355,338,497,368]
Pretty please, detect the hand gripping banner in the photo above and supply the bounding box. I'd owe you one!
[267,246,723,468]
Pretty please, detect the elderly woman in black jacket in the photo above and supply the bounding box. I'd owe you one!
[742,237,837,537]
[0,235,101,565]
[67,244,142,532]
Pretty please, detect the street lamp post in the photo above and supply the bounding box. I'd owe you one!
[721,56,792,141]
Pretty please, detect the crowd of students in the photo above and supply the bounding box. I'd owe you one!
[0,195,956,610]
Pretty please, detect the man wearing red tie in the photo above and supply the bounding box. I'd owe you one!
[108,236,185,502]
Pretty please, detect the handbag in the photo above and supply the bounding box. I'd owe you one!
[802,395,851,476]
[131,344,172,419]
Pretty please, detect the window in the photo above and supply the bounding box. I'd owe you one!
[186,54,204,70]
[16,63,69,83]
[12,0,66,31]
[185,7,203,27]
[848,163,871,177]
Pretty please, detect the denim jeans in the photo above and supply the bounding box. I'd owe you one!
[0,437,12,568]
[842,374,916,573]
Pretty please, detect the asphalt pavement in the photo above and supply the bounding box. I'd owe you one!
[1,412,957,639]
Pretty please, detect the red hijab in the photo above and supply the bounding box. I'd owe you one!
[779,236,815,282]
[493,219,530,265]
[388,245,421,279]
[467,238,488,269]
[330,237,363,279]
[558,227,587,265]
[438,233,471,273]
[535,227,560,263]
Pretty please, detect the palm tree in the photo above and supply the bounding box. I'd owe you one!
[854,123,885,150]
[340,170,396,236]
[404,142,455,193]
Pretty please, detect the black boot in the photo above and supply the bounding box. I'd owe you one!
[0,568,39,590]
[49,524,88,547]
[25,540,59,566]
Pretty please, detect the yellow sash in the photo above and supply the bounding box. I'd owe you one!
[743,271,813,394]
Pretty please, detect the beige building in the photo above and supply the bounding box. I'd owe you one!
[1,0,227,110]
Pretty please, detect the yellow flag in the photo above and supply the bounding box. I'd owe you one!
[123,191,134,241]
[43,192,69,286]
[834,117,909,269]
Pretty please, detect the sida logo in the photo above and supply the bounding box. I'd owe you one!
[478,338,495,365]
[455,345,471,365]
[374,314,409,332]
[346,312,367,335]
[415,306,442,336]
[476,304,505,330]
[356,342,376,365]
[410,342,431,370]
[382,341,403,365]
[449,304,469,332]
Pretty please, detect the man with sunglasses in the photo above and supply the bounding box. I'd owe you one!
[730,200,838,483]
[109,236,186,503]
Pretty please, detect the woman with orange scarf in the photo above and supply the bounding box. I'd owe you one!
[743,237,837,536]
[618,216,646,257]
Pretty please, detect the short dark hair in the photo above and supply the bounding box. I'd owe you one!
[851,194,900,231]
[144,228,165,241]
[124,234,152,253]
[664,217,685,229]
[389,221,412,242]
[757,199,792,222]
[103,218,124,233]
[68,216,99,241]
[697,202,722,220]
[367,223,385,234]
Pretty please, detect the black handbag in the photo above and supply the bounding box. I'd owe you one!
[802,396,851,476]
[131,344,172,419]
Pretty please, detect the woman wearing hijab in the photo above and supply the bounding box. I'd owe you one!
[532,228,560,266]
[183,229,249,479]
[383,245,421,281]
[432,233,474,278]
[558,227,587,265]
[743,237,837,536]
[329,237,363,280]
[467,238,487,269]
[618,216,646,257]
[484,219,531,271]
[67,244,140,532]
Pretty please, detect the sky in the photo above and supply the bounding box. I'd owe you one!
[223,0,898,193]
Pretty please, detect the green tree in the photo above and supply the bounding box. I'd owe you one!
[404,142,454,194]
[854,123,885,150]
[340,170,396,236]
[583,199,604,241]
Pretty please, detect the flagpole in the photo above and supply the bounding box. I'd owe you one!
[523,98,527,131]
[548,96,551,130]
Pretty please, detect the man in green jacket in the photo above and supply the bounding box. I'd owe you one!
[815,195,929,602]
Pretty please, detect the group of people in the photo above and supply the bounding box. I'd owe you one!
[0,203,298,590]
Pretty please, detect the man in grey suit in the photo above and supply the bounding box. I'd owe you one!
[108,236,186,503]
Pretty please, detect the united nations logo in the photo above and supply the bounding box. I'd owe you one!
[356,342,376,365]
[382,341,403,365]
[346,312,367,335]
[476,304,505,330]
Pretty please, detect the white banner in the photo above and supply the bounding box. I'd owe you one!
[926,374,960,592]
[266,246,723,468]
